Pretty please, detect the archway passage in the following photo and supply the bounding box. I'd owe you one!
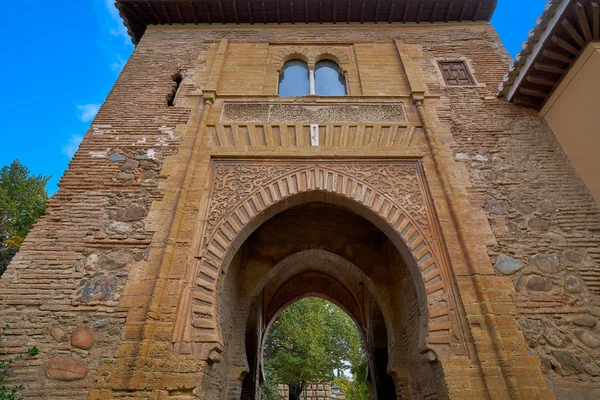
[216,202,448,400]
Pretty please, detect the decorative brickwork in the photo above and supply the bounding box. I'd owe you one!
[0,21,598,400]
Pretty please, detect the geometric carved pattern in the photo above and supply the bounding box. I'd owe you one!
[172,160,455,357]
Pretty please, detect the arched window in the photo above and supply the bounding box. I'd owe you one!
[278,60,310,97]
[315,60,346,96]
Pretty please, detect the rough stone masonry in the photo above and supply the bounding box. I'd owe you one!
[1,4,599,400]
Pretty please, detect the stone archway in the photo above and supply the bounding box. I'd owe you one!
[171,159,464,398]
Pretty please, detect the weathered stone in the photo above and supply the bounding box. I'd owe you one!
[72,326,96,350]
[514,201,535,214]
[552,350,584,375]
[454,153,471,162]
[572,316,596,328]
[108,153,125,162]
[574,329,600,349]
[99,250,135,271]
[494,255,523,275]
[485,200,507,215]
[565,275,584,294]
[49,328,68,343]
[77,275,117,302]
[135,154,149,160]
[528,218,550,232]
[106,221,132,235]
[543,323,567,348]
[114,204,147,222]
[142,170,158,180]
[539,199,555,213]
[83,253,99,273]
[565,250,584,263]
[532,254,560,274]
[94,319,110,329]
[584,362,600,376]
[115,172,135,181]
[120,159,140,172]
[474,154,488,162]
[527,275,549,291]
[46,357,88,381]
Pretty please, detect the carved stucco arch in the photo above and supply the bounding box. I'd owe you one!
[271,45,351,68]
[172,160,455,364]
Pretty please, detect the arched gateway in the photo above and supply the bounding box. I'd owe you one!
[171,160,464,399]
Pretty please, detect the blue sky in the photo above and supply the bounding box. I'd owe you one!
[1,0,547,195]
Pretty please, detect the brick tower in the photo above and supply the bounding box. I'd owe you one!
[1,1,600,399]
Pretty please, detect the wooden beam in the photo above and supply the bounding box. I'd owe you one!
[346,0,352,24]
[416,0,425,23]
[488,0,497,21]
[591,3,599,39]
[175,1,184,24]
[459,0,468,22]
[526,75,557,87]
[389,0,397,23]
[218,0,226,23]
[374,0,381,23]
[575,2,593,41]
[513,96,543,109]
[276,0,281,23]
[534,63,566,74]
[123,2,153,25]
[473,0,482,22]
[147,1,163,24]
[360,0,366,23]
[445,1,454,22]
[232,0,239,24]
[319,0,323,23]
[305,0,309,24]
[290,0,295,24]
[247,1,254,24]
[561,19,586,48]
[333,0,337,23]
[552,35,580,56]
[160,1,172,25]
[403,0,410,23]
[189,1,199,24]
[519,87,548,99]
[543,49,574,64]
[431,0,440,23]
[262,0,268,24]
[203,0,212,24]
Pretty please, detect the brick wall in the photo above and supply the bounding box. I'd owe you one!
[0,22,598,399]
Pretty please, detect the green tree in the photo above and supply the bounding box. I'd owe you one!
[263,297,364,400]
[0,160,49,276]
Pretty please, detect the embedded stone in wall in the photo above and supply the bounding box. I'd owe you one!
[49,328,68,343]
[552,350,584,375]
[114,204,147,222]
[565,275,584,294]
[572,316,596,328]
[76,274,117,303]
[99,250,135,271]
[494,255,523,275]
[120,159,139,172]
[527,275,550,291]
[528,218,550,232]
[574,329,600,349]
[72,326,96,350]
[46,357,88,381]
[485,200,507,215]
[221,103,406,123]
[532,254,560,274]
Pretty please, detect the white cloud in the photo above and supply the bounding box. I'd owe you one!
[76,104,101,123]
[62,135,84,158]
[110,54,126,73]
[104,0,130,44]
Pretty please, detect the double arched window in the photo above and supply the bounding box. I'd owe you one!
[278,59,346,97]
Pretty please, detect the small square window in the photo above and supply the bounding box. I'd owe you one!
[438,61,475,86]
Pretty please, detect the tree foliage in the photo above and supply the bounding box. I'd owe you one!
[262,297,367,400]
[0,160,49,276]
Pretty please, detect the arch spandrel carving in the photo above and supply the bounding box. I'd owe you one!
[172,159,463,360]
